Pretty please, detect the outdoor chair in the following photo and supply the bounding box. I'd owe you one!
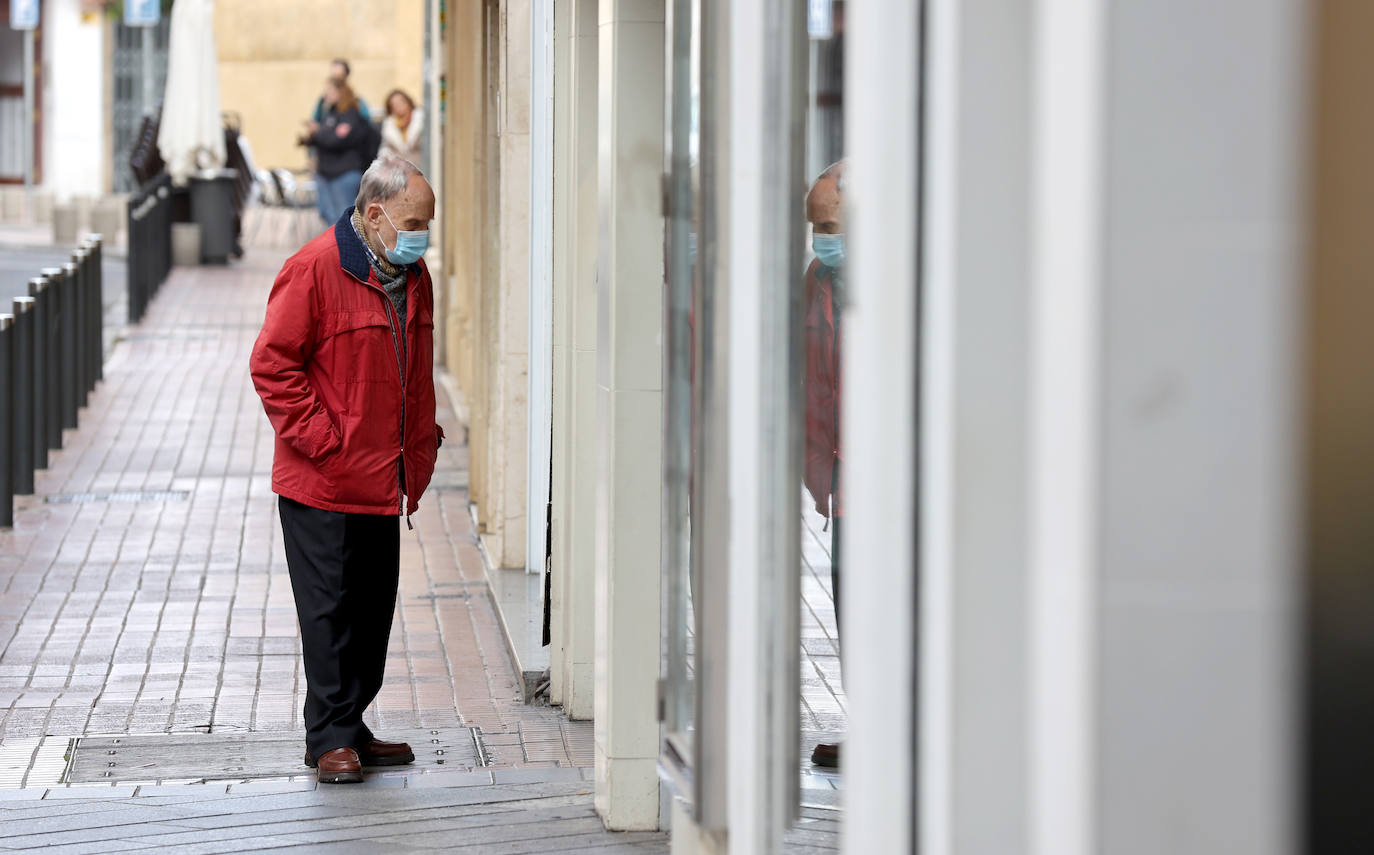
[244,169,318,249]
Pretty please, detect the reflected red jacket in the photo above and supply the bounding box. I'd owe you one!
[249,211,441,516]
[804,259,842,518]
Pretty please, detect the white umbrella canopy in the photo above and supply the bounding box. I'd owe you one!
[156,0,225,184]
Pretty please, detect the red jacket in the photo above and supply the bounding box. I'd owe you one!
[250,212,441,516]
[804,259,842,518]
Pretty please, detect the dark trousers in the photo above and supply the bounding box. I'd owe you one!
[278,496,400,759]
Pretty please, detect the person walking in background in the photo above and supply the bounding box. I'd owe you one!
[380,89,424,165]
[249,156,443,785]
[300,78,370,225]
[313,58,371,124]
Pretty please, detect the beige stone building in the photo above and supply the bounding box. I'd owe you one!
[214,0,426,172]
[433,0,1323,851]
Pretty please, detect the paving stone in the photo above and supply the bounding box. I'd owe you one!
[224,779,318,795]
[403,770,494,789]
[41,785,139,799]
[493,766,586,785]
[4,839,159,855]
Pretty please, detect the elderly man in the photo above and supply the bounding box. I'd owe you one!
[250,156,442,784]
[803,161,845,769]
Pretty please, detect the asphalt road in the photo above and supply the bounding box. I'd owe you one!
[0,247,129,357]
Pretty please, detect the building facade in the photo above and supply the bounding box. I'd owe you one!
[435,0,1365,852]
[1,0,112,202]
[213,0,429,175]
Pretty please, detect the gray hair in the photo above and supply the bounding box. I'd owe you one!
[355,155,424,212]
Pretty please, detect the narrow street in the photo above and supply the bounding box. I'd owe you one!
[0,250,672,853]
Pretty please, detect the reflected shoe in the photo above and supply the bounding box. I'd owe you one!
[305,738,415,768]
[811,742,841,769]
[315,748,364,784]
[358,738,415,767]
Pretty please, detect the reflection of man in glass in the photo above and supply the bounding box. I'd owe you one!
[803,161,845,769]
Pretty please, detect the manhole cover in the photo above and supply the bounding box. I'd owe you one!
[46,490,190,505]
[67,729,485,783]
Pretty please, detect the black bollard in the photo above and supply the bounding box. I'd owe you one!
[0,312,13,527]
[10,298,34,496]
[71,246,89,410]
[86,235,104,385]
[157,183,172,287]
[26,277,48,471]
[59,261,78,430]
[126,196,142,323]
[39,267,64,450]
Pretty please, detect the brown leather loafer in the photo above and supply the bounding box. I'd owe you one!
[315,747,364,784]
[359,738,415,766]
[811,742,841,769]
[305,738,415,768]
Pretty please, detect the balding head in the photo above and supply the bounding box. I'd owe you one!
[806,160,847,234]
[356,156,436,260]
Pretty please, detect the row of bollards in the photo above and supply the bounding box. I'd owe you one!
[0,235,106,528]
[127,173,173,324]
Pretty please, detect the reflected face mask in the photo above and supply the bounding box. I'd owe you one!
[812,233,845,269]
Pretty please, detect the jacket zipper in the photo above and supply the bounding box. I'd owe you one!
[829,274,841,521]
[347,269,409,523]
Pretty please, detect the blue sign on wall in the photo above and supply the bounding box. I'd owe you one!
[10,0,39,31]
[124,0,162,27]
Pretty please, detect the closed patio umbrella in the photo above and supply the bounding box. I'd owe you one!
[157,0,225,184]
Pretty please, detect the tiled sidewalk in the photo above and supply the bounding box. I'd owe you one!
[0,251,589,782]
[0,773,673,854]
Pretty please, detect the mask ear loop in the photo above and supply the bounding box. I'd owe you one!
[379,205,400,255]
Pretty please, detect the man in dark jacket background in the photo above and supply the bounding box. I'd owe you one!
[250,155,441,784]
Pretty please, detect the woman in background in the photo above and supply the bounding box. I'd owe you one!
[300,79,369,225]
[380,89,425,166]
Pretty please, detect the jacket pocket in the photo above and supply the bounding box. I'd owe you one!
[317,310,397,384]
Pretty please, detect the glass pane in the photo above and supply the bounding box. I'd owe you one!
[660,0,700,792]
[799,0,847,803]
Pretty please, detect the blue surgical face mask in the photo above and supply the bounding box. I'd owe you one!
[812,233,845,269]
[381,206,429,265]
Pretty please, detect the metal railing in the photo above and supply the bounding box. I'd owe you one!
[126,172,172,323]
[1,235,107,527]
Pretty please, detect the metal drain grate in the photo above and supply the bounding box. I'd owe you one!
[66,729,485,783]
[46,490,191,505]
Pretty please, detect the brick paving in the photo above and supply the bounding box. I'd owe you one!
[0,243,839,850]
[0,250,590,776]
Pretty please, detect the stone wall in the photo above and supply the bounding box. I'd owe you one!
[214,0,426,172]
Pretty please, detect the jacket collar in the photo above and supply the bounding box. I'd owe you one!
[333,207,372,283]
[334,205,419,283]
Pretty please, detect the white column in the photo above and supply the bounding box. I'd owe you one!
[908,0,1305,853]
[593,0,664,832]
[549,0,599,719]
[548,0,573,711]
[1026,2,1106,854]
[842,1,922,853]
[1086,1,1302,851]
[484,0,532,568]
[722,0,807,850]
[42,0,109,200]
[526,0,555,574]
